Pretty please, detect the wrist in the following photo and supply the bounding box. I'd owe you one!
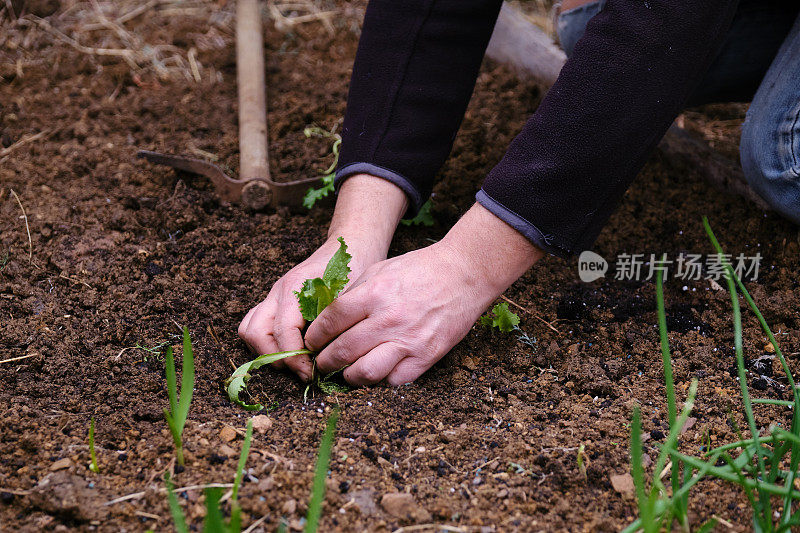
[438,203,544,295]
[326,173,409,262]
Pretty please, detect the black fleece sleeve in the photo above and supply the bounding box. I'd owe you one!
[478,0,740,256]
[335,0,503,215]
[337,0,739,256]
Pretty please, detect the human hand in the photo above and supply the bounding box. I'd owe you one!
[238,237,381,381]
[306,203,545,386]
[237,173,408,382]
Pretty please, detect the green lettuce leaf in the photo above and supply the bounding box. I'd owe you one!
[400,199,435,227]
[480,302,520,333]
[295,237,351,322]
[225,350,310,410]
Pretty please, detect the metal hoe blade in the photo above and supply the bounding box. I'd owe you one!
[135,0,322,210]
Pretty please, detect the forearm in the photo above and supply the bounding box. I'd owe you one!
[439,203,544,296]
[327,174,408,263]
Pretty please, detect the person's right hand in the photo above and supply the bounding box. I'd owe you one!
[237,173,409,382]
[237,237,381,381]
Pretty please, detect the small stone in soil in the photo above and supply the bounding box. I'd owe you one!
[219,426,237,442]
[610,473,634,496]
[380,492,432,522]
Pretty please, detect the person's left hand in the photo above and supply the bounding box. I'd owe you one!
[304,240,495,386]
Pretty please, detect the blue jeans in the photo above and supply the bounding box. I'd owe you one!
[557,0,800,224]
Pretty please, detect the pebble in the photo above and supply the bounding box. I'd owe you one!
[252,415,273,434]
[219,426,237,443]
[50,458,73,471]
[610,473,634,496]
[380,492,432,522]
[282,498,297,515]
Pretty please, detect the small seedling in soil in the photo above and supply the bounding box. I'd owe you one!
[302,126,341,209]
[166,418,254,533]
[164,327,195,466]
[576,444,588,481]
[88,417,99,473]
[399,199,435,227]
[305,409,340,533]
[226,238,352,410]
[480,302,520,332]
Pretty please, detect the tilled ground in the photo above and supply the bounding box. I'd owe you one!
[2,2,800,531]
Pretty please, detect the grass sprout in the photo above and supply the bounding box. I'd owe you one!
[626,218,800,532]
[164,327,195,465]
[305,409,340,533]
[88,417,99,474]
[166,418,255,533]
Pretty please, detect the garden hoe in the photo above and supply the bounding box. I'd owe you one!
[136,0,321,210]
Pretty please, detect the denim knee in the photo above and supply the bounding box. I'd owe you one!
[556,0,606,58]
[740,103,800,224]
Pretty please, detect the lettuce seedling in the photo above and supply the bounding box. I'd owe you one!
[302,126,341,209]
[164,327,195,465]
[295,237,351,321]
[400,199,435,227]
[226,239,351,410]
[480,302,520,332]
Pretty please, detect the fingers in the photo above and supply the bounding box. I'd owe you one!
[314,319,382,374]
[272,308,313,381]
[238,306,257,352]
[343,343,406,386]
[304,289,369,351]
[239,289,312,381]
[238,299,279,357]
[385,357,433,387]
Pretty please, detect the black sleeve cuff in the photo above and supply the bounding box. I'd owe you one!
[335,162,425,217]
[476,189,571,258]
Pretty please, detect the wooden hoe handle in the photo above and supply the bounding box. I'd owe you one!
[236,0,270,182]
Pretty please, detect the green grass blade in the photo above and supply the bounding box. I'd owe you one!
[202,487,226,533]
[230,503,242,533]
[164,471,189,533]
[630,405,655,532]
[656,265,683,508]
[669,451,800,499]
[656,266,678,436]
[88,417,99,473]
[165,345,178,417]
[304,409,340,533]
[654,380,698,494]
[176,327,194,433]
[232,418,254,503]
[703,217,797,403]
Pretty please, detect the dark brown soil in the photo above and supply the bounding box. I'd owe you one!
[2,2,800,532]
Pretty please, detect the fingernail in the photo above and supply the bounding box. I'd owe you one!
[299,372,311,383]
